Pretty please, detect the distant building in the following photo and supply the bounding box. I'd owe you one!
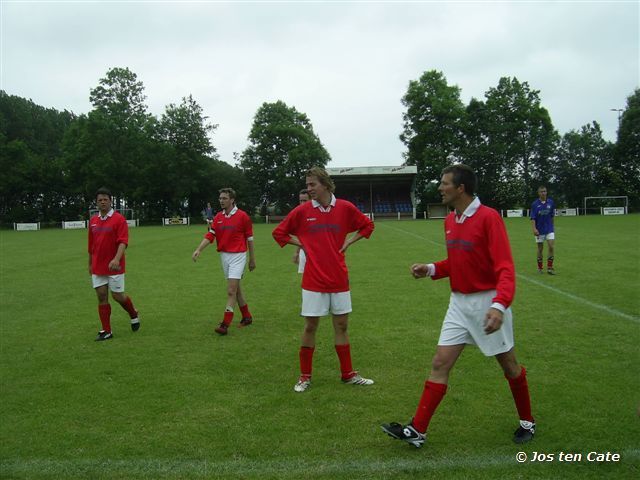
[326,166,417,218]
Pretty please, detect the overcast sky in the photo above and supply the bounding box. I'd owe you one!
[2,1,638,167]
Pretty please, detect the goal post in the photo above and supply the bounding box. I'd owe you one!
[583,196,628,215]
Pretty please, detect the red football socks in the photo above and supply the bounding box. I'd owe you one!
[222,311,234,326]
[120,297,138,319]
[335,344,355,380]
[506,366,534,422]
[98,304,112,333]
[413,380,448,433]
[299,346,315,378]
[239,303,252,319]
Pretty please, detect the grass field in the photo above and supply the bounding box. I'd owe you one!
[1,214,639,479]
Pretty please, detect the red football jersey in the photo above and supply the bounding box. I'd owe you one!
[432,203,515,308]
[204,207,253,253]
[273,197,374,293]
[88,210,129,275]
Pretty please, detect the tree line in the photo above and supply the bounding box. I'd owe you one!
[1,67,638,224]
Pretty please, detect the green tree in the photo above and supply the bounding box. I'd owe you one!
[400,70,466,210]
[479,77,558,208]
[555,122,614,207]
[156,95,219,216]
[89,67,151,130]
[612,88,640,207]
[0,91,75,222]
[69,67,156,212]
[240,101,330,214]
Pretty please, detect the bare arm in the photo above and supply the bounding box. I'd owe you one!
[108,243,127,271]
[247,239,256,271]
[192,238,212,262]
[339,233,364,253]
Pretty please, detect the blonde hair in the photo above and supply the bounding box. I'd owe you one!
[306,167,335,193]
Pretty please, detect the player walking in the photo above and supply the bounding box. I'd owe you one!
[88,187,140,341]
[530,186,556,274]
[192,188,256,335]
[381,164,535,447]
[273,167,375,392]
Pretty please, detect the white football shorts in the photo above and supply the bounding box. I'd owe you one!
[220,252,247,279]
[438,290,514,356]
[535,232,555,243]
[301,289,352,317]
[92,274,125,292]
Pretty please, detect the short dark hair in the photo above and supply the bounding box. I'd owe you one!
[95,187,112,200]
[306,166,335,193]
[442,164,476,196]
[299,188,309,196]
[219,187,236,200]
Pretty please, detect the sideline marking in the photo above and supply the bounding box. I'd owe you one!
[3,449,639,477]
[379,223,639,323]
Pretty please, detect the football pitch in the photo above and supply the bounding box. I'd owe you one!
[1,215,639,479]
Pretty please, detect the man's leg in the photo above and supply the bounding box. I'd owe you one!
[224,278,240,324]
[112,291,140,330]
[295,316,319,392]
[536,242,544,272]
[95,285,112,340]
[546,239,555,274]
[235,282,253,326]
[382,344,463,447]
[496,349,535,443]
[414,344,465,431]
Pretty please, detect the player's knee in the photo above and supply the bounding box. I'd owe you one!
[431,353,453,374]
[303,323,318,335]
[226,286,238,297]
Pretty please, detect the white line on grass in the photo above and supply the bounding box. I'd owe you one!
[379,223,640,324]
[3,449,639,478]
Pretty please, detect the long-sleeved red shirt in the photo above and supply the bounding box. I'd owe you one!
[88,210,128,275]
[432,201,515,308]
[204,207,253,253]
[273,197,374,293]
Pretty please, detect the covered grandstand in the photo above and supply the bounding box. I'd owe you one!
[326,165,417,218]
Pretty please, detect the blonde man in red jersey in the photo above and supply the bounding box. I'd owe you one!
[273,167,375,393]
[88,187,139,341]
[192,188,256,336]
[382,164,536,447]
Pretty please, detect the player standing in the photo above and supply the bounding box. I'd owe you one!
[192,188,256,335]
[273,167,375,392]
[530,186,556,274]
[381,164,535,447]
[88,187,140,341]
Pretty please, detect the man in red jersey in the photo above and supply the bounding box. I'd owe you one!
[273,167,375,393]
[381,164,535,447]
[192,187,256,336]
[88,187,139,341]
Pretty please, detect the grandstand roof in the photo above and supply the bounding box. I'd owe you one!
[327,165,417,188]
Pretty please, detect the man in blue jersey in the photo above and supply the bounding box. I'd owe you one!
[530,186,556,275]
